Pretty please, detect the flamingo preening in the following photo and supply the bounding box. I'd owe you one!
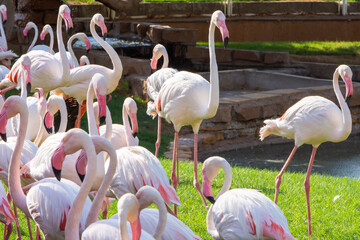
[202,156,295,240]
[260,64,353,236]
[146,44,178,157]
[154,10,229,212]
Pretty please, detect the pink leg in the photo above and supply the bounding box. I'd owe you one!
[155,116,162,157]
[75,104,83,128]
[171,131,179,215]
[193,133,208,211]
[275,146,298,204]
[304,147,317,237]
[11,200,22,240]
[26,216,33,240]
[0,219,12,240]
[35,226,42,240]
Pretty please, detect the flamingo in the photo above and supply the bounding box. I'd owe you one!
[23,21,53,53]
[154,10,229,210]
[109,186,201,240]
[0,5,8,51]
[66,32,91,68]
[58,13,122,128]
[1,4,73,95]
[259,64,353,236]
[146,44,178,157]
[202,156,295,240]
[38,24,55,54]
[0,180,16,240]
[79,55,90,66]
[97,97,139,150]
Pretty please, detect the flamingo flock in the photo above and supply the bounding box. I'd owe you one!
[0,2,354,240]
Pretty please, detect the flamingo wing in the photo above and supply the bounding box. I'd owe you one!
[146,67,178,101]
[0,182,15,224]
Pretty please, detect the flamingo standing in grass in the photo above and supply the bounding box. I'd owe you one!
[0,4,73,95]
[146,44,178,157]
[0,181,16,240]
[154,10,229,211]
[202,156,295,240]
[259,64,353,236]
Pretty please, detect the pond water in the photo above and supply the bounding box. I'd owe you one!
[202,134,360,178]
[73,36,152,50]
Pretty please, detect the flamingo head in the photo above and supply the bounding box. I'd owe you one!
[34,88,47,116]
[51,140,66,181]
[40,24,51,42]
[93,73,108,125]
[59,5,73,35]
[93,13,107,37]
[0,5,7,23]
[118,194,141,240]
[43,99,55,134]
[202,157,225,204]
[82,34,92,51]
[0,96,27,142]
[338,64,353,106]
[23,22,33,37]
[212,10,229,48]
[150,44,166,70]
[124,98,138,138]
[20,55,32,94]
[79,55,90,66]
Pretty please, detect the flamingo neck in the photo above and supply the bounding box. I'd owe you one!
[85,138,117,227]
[206,20,219,118]
[19,70,27,99]
[56,13,70,85]
[215,161,232,200]
[86,81,98,136]
[65,137,98,239]
[58,100,68,133]
[67,33,80,67]
[27,22,38,52]
[103,106,113,141]
[8,103,31,217]
[0,12,7,50]
[123,105,132,146]
[206,205,221,240]
[48,26,54,54]
[161,50,169,69]
[146,194,167,239]
[90,20,122,88]
[333,69,352,141]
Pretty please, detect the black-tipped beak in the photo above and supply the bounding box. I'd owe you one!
[41,39,45,44]
[223,37,229,49]
[44,112,53,134]
[345,95,352,107]
[77,173,85,183]
[86,49,90,54]
[52,167,62,181]
[0,132,6,142]
[205,195,215,204]
[67,27,74,36]
[26,82,31,95]
[132,132,138,138]
[99,116,106,125]
[3,20,6,24]
[103,33,107,41]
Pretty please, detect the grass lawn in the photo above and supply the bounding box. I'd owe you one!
[1,93,360,239]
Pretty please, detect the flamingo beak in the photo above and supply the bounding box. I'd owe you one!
[218,20,229,49]
[0,106,7,142]
[44,112,54,134]
[76,150,87,182]
[202,174,215,204]
[129,112,138,139]
[97,93,107,125]
[23,64,32,94]
[150,57,158,70]
[51,142,66,181]
[130,216,141,240]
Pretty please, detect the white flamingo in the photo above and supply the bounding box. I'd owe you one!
[0,5,7,51]
[23,21,53,53]
[79,55,90,66]
[38,24,55,54]
[146,43,178,157]
[202,156,295,240]
[66,32,91,68]
[154,10,229,210]
[259,64,353,236]
[1,4,73,95]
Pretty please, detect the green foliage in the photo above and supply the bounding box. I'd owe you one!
[197,41,360,56]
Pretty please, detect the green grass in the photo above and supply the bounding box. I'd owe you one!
[2,158,360,239]
[198,41,360,56]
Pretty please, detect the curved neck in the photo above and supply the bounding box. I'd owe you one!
[161,50,169,69]
[86,81,98,136]
[206,205,221,240]
[27,23,38,52]
[333,69,352,140]
[122,105,131,146]
[65,137,98,239]
[103,106,112,141]
[9,103,31,217]
[67,34,80,67]
[149,197,166,239]
[48,26,54,54]
[90,20,122,79]
[20,70,27,99]
[0,13,7,50]
[85,138,117,227]
[206,21,219,118]
[215,162,232,200]
[58,100,68,133]
[56,13,70,85]
[33,125,44,147]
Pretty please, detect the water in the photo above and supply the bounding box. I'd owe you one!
[206,134,360,178]
[73,36,151,50]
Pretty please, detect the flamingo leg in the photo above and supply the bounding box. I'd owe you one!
[26,216,33,240]
[304,147,317,237]
[193,133,208,211]
[171,131,179,215]
[0,218,12,240]
[274,146,298,204]
[11,200,22,240]
[35,226,42,240]
[155,116,162,157]
[75,101,87,128]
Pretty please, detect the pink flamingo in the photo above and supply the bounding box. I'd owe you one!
[1,4,73,96]
[202,156,295,240]
[23,21,53,53]
[56,13,122,128]
[38,24,55,54]
[66,32,91,68]
[154,10,229,211]
[146,44,178,157]
[260,64,353,236]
